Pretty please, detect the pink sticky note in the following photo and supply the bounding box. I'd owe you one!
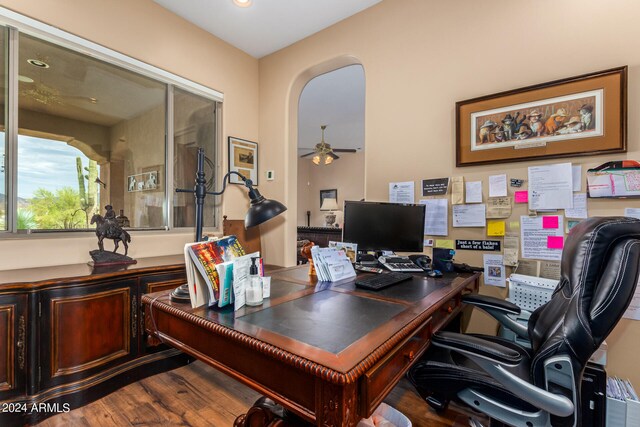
[542,216,559,229]
[547,236,564,249]
[514,191,528,203]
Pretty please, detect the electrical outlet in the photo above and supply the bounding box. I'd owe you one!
[266,170,275,181]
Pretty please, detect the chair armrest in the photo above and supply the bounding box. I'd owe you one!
[433,331,574,417]
[462,294,530,341]
[432,331,522,365]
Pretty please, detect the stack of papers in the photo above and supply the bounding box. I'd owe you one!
[310,246,356,282]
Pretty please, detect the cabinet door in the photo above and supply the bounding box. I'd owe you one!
[0,294,27,401]
[39,279,137,390]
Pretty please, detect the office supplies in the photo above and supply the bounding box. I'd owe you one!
[355,265,384,273]
[378,256,423,272]
[355,272,413,290]
[408,254,431,270]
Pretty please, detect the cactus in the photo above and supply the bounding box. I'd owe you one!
[76,157,99,227]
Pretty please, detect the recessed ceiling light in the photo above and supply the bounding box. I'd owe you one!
[27,58,49,68]
[89,97,98,104]
[18,75,34,83]
[233,0,252,7]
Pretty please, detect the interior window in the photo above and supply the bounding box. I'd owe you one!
[173,87,218,229]
[17,33,167,230]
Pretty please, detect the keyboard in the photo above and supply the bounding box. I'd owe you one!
[355,272,413,291]
[381,262,424,272]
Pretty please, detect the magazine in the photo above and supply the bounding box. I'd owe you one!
[184,235,247,308]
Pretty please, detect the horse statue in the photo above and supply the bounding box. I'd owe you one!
[90,213,131,256]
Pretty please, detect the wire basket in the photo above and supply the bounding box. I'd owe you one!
[508,274,558,312]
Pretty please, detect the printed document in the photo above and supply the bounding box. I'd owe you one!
[451,176,464,205]
[528,163,573,210]
[564,193,587,219]
[521,215,564,261]
[420,198,448,236]
[465,181,483,203]
[453,204,486,227]
[483,254,506,287]
[389,181,415,204]
[486,196,512,218]
[489,174,507,197]
[503,235,519,267]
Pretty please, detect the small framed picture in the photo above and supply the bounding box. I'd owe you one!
[228,137,258,185]
[320,189,338,210]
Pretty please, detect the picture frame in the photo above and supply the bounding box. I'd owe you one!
[228,136,258,185]
[456,66,627,166]
[319,189,338,210]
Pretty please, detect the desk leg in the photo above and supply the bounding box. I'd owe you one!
[315,381,360,427]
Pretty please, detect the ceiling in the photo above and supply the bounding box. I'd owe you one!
[154,0,382,58]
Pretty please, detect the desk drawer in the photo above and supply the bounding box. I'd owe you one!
[361,317,432,416]
[433,297,461,331]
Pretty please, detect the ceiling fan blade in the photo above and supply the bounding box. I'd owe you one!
[300,151,317,158]
[332,148,358,153]
[328,152,340,160]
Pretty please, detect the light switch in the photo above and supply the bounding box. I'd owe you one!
[266,170,275,181]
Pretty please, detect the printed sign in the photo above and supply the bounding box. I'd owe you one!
[455,240,501,251]
[422,178,450,196]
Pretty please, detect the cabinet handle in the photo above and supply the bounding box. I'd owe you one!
[131,296,137,338]
[17,315,25,370]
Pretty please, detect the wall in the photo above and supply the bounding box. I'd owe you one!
[259,0,640,386]
[0,0,262,269]
[297,152,365,227]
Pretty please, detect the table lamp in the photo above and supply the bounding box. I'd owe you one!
[320,197,339,227]
[171,148,287,302]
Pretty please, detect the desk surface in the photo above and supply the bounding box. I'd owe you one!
[143,266,480,426]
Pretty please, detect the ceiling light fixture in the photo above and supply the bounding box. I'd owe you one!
[18,75,34,83]
[27,58,50,68]
[233,0,252,7]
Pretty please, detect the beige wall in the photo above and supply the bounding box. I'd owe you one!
[0,0,261,269]
[297,151,365,227]
[259,0,640,385]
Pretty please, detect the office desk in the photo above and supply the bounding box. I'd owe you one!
[142,266,480,426]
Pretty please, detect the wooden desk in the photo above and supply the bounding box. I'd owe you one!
[143,266,480,426]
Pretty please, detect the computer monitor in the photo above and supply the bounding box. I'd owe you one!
[342,201,425,252]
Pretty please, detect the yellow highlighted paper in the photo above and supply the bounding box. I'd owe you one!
[435,239,455,249]
[487,220,506,236]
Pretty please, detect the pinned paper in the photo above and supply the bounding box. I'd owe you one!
[451,176,464,205]
[514,191,528,203]
[542,216,559,229]
[435,239,455,249]
[509,221,520,230]
[547,236,564,249]
[487,220,506,236]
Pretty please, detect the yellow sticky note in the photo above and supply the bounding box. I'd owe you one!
[435,239,455,249]
[509,221,520,230]
[487,220,506,236]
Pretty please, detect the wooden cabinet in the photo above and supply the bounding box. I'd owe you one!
[0,256,189,425]
[0,294,27,401]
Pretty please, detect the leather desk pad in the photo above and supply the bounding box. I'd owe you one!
[237,291,405,354]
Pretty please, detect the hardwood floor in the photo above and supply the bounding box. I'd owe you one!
[37,361,486,427]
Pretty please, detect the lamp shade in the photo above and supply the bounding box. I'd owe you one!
[245,187,287,228]
[320,197,339,211]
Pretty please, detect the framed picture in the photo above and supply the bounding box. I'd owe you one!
[228,137,258,185]
[319,189,338,210]
[456,66,627,166]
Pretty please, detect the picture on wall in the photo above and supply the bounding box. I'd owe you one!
[319,189,338,210]
[456,66,627,166]
[228,137,258,185]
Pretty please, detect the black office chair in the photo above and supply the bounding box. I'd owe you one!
[408,217,640,427]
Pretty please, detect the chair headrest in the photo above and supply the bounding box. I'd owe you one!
[562,217,640,294]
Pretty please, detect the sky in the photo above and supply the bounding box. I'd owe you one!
[16,134,92,199]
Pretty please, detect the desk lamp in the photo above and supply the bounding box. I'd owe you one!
[171,148,287,302]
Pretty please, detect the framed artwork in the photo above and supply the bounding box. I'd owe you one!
[456,66,627,166]
[228,137,258,185]
[319,189,338,210]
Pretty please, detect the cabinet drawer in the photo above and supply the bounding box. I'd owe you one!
[140,271,186,294]
[433,297,460,330]
[361,317,432,416]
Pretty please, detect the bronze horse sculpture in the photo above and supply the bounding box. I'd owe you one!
[90,213,131,256]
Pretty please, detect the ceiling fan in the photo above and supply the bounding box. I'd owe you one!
[300,125,357,165]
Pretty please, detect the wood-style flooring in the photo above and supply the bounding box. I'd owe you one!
[36,361,486,427]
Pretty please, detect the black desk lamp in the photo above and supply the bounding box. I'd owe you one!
[171,147,287,302]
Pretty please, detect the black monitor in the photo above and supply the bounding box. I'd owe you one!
[342,201,425,252]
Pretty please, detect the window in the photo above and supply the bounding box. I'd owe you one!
[0,13,222,234]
